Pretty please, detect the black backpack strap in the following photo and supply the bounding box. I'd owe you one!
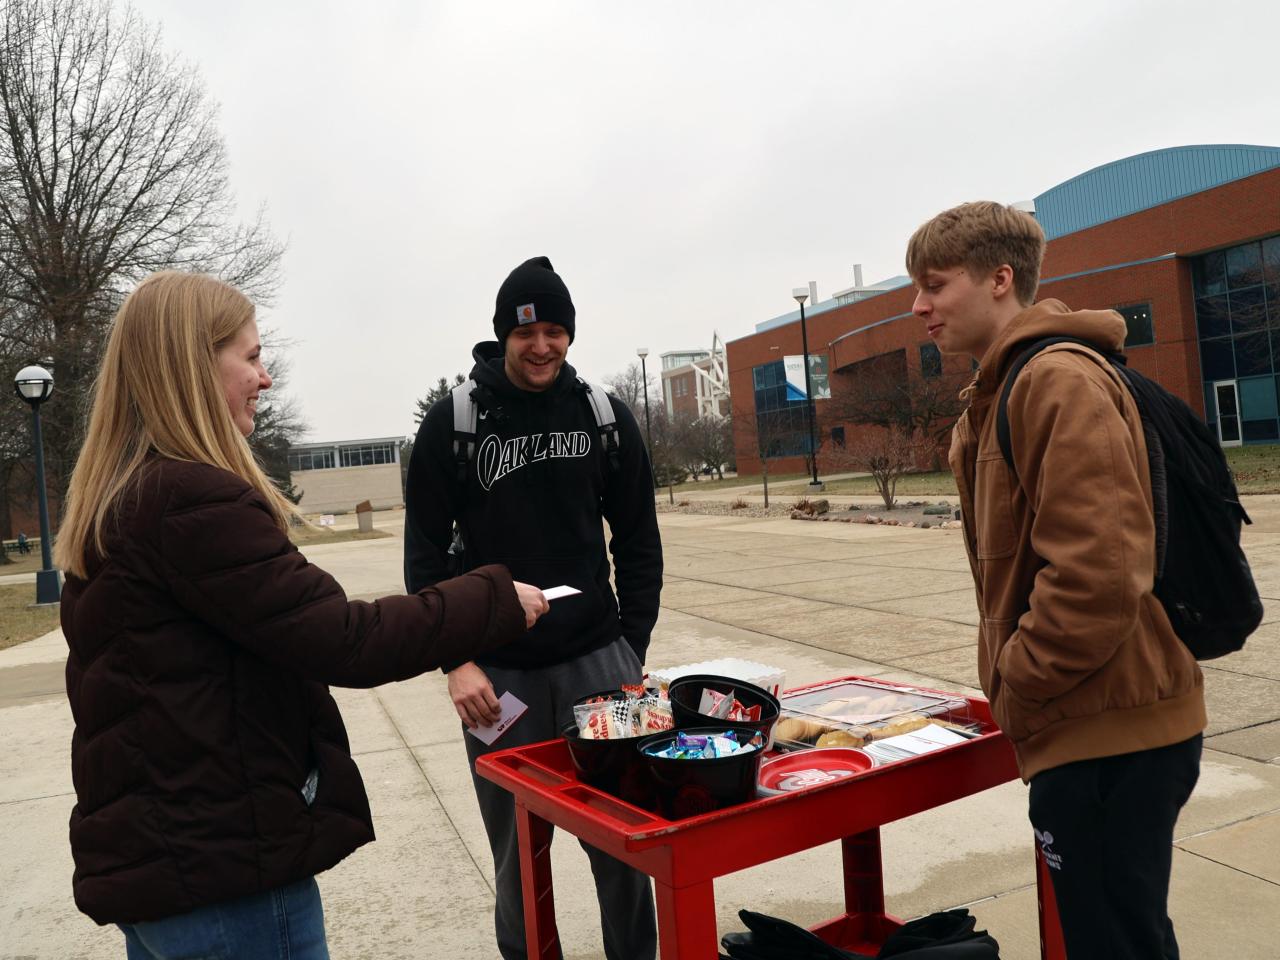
[996,337,1124,477]
[578,377,622,473]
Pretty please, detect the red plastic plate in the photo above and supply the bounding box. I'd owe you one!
[757,748,874,796]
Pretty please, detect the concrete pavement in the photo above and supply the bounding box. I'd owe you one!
[3,506,1279,958]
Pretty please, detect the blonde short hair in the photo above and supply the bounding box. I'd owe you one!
[55,272,299,578]
[906,201,1045,306]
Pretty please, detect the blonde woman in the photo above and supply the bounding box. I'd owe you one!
[56,272,549,959]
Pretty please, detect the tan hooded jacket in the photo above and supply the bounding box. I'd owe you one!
[949,299,1206,780]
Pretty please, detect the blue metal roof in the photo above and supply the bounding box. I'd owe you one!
[1034,144,1280,240]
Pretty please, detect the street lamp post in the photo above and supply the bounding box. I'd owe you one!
[636,347,662,497]
[791,288,823,491]
[635,347,654,456]
[13,365,61,604]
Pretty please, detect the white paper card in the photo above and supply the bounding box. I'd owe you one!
[465,692,529,746]
[863,723,968,764]
[542,585,582,601]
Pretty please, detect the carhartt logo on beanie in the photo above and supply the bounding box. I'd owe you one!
[493,256,576,343]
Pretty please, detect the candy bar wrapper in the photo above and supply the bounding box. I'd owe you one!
[726,701,762,722]
[621,683,646,699]
[638,697,674,733]
[611,697,641,737]
[574,701,617,740]
[698,687,737,719]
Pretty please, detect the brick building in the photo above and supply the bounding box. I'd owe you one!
[728,144,1280,474]
[660,337,730,420]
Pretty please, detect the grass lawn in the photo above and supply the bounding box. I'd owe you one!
[1224,446,1280,494]
[0,552,45,576]
[0,583,61,651]
[668,472,802,493]
[774,471,960,498]
[289,526,394,545]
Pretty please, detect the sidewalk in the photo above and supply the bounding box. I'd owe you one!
[3,509,1278,958]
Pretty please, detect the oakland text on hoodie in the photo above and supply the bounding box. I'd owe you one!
[404,341,662,670]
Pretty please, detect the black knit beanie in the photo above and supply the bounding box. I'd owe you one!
[492,256,576,343]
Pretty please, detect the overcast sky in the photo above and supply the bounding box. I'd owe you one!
[128,0,1279,443]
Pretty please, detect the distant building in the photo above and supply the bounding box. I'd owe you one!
[729,144,1280,474]
[287,436,404,513]
[660,333,730,420]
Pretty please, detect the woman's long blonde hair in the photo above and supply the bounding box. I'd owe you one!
[55,271,300,578]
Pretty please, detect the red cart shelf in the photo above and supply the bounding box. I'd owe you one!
[476,675,1067,959]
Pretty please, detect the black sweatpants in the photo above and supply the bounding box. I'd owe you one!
[1028,734,1202,960]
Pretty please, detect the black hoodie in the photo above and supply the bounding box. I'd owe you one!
[404,341,662,670]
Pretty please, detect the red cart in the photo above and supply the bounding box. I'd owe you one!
[476,676,1067,959]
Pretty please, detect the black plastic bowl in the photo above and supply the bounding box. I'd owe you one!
[561,722,654,809]
[637,725,766,819]
[667,674,781,747]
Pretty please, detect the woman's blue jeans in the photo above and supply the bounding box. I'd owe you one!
[118,877,329,960]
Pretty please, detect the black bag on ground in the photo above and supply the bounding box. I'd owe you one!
[996,337,1264,660]
[720,907,999,960]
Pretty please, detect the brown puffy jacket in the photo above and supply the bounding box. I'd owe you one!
[949,300,1206,781]
[61,458,525,924]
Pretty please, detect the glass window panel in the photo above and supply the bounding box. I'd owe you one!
[1199,338,1235,381]
[919,342,942,378]
[1195,296,1230,339]
[1235,332,1272,377]
[1266,282,1280,327]
[1239,375,1279,421]
[1230,286,1268,334]
[1263,236,1280,282]
[1117,303,1154,347]
[1193,250,1227,297]
[1227,242,1265,289]
[1203,382,1217,423]
[1242,419,1278,442]
[1217,383,1239,417]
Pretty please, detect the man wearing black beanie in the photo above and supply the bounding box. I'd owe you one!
[404,257,662,960]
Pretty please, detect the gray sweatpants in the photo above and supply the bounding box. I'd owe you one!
[464,638,658,960]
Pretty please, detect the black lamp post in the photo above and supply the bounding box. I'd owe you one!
[636,347,656,488]
[791,288,822,490]
[14,364,61,604]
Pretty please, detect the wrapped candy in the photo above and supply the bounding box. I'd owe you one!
[644,729,764,760]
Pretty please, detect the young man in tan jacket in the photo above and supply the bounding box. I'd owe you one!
[908,202,1206,959]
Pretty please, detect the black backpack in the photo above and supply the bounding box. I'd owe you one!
[995,336,1263,660]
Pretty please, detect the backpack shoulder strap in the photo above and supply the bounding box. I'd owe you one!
[577,377,622,472]
[450,379,480,484]
[996,336,1122,476]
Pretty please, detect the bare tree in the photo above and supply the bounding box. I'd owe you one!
[824,349,968,470]
[603,360,657,425]
[825,425,932,510]
[672,413,733,481]
[753,413,807,509]
[0,0,285,510]
[646,408,685,494]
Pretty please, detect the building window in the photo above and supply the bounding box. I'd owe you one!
[288,449,335,471]
[1192,235,1280,444]
[831,426,845,446]
[919,342,942,378]
[1117,303,1154,347]
[338,442,397,467]
[752,359,809,457]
